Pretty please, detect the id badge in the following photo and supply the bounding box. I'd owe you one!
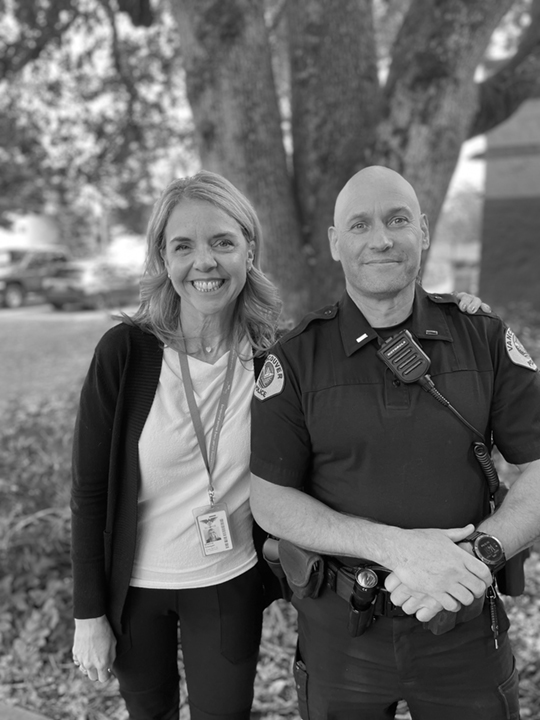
[193,503,234,556]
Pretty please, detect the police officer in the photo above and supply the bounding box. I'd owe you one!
[250,166,540,719]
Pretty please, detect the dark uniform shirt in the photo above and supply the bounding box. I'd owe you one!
[250,287,540,534]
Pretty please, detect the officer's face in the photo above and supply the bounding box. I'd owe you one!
[328,168,429,304]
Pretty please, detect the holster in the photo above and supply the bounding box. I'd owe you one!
[262,537,293,601]
[347,597,377,637]
[278,539,325,599]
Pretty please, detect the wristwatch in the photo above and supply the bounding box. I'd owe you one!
[464,530,506,573]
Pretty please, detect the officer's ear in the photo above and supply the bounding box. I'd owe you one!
[328,226,341,262]
[420,214,430,251]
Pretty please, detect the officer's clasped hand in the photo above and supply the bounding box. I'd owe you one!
[383,524,492,622]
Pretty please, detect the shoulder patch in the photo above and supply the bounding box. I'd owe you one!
[254,353,285,400]
[505,328,538,371]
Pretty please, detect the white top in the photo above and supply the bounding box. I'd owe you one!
[131,341,257,588]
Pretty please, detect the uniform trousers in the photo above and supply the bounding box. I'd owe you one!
[113,565,263,720]
[292,585,520,720]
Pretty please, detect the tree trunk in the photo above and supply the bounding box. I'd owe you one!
[287,0,381,306]
[171,0,309,320]
[376,0,514,266]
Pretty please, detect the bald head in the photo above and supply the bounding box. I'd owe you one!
[333,166,422,227]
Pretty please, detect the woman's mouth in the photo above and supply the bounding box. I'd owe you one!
[192,280,225,293]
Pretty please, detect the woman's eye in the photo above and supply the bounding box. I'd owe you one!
[216,239,234,248]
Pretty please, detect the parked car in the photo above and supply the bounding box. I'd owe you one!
[42,258,141,310]
[0,244,70,308]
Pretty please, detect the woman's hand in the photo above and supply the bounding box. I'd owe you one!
[72,615,117,682]
[455,291,491,314]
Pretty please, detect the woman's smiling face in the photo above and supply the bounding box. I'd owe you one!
[162,199,254,326]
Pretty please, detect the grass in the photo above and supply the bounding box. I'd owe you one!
[0,309,120,409]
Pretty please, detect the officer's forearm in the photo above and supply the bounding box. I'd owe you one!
[477,457,540,557]
[250,473,400,563]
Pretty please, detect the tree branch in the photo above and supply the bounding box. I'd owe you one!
[468,0,540,138]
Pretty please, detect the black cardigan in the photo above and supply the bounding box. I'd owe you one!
[71,322,277,636]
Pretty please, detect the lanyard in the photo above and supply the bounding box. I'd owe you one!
[177,344,236,506]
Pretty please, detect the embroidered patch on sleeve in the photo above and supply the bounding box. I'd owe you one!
[505,329,538,371]
[254,354,285,400]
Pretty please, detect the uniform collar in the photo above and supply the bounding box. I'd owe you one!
[338,285,453,357]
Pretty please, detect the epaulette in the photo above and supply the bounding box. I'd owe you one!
[281,304,338,344]
[427,292,460,305]
[427,292,493,317]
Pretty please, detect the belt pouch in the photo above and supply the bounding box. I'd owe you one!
[278,539,325,599]
[423,593,485,635]
[492,483,529,596]
[496,549,530,596]
[347,600,376,637]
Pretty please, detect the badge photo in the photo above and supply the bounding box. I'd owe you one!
[505,328,538,371]
[193,504,234,556]
[254,353,285,400]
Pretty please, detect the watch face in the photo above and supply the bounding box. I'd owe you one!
[475,535,504,565]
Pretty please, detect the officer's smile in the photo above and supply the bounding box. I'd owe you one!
[363,259,402,265]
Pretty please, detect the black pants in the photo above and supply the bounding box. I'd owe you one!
[113,566,264,720]
[293,585,520,720]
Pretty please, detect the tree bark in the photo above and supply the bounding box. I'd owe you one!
[376,0,514,248]
[171,0,309,320]
[287,0,381,305]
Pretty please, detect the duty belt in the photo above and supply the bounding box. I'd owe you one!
[325,558,408,618]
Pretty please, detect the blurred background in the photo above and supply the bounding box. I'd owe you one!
[1,1,539,719]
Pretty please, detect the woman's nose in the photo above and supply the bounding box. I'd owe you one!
[193,246,217,270]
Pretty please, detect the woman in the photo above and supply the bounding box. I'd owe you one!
[71,170,281,720]
[71,169,488,720]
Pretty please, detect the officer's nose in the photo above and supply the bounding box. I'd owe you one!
[368,225,393,251]
[193,244,218,271]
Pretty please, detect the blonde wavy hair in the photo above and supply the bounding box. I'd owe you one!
[127,170,282,356]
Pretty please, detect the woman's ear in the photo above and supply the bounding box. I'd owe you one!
[160,248,170,274]
[247,242,255,271]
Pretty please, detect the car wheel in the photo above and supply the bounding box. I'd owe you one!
[4,283,25,309]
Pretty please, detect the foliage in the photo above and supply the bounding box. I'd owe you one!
[0,0,194,246]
